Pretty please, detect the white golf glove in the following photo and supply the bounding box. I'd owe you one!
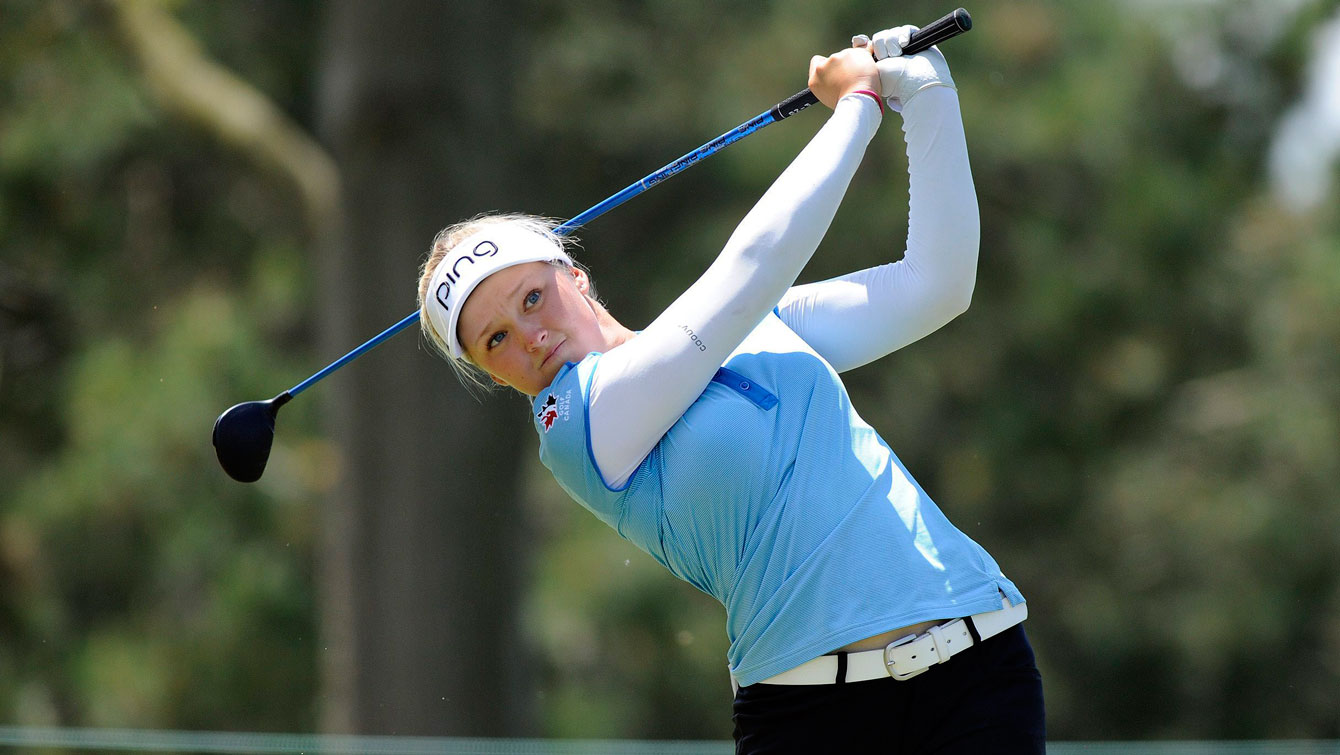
[855,25,956,113]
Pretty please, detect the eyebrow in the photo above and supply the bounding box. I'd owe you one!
[473,276,531,348]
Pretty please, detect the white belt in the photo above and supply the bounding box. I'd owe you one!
[756,597,1027,686]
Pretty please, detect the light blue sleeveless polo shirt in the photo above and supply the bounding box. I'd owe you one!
[532,312,1024,687]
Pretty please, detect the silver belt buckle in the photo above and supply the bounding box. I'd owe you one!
[883,632,930,681]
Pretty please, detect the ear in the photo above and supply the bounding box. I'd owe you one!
[569,266,591,295]
[490,374,509,387]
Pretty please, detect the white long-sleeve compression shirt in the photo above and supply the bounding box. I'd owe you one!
[587,86,978,488]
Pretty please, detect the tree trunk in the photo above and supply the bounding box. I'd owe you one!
[315,0,532,736]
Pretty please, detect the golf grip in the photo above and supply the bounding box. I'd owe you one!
[769,7,972,121]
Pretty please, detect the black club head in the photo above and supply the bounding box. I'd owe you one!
[212,392,291,482]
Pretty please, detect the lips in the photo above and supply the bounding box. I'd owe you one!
[541,339,566,369]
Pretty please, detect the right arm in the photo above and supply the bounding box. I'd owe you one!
[586,51,884,489]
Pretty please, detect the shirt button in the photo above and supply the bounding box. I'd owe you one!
[740,381,751,391]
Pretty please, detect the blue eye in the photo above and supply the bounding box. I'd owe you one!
[487,331,506,349]
[525,289,541,307]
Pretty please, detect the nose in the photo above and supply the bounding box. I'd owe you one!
[522,322,548,353]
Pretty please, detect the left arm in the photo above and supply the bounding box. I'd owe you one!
[777,36,978,372]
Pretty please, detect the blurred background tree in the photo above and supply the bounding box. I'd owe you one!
[314,0,536,737]
[0,0,1337,743]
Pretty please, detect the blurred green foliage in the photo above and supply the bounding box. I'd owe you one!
[0,0,325,733]
[1,0,1338,743]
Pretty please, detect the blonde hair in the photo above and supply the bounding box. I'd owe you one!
[417,213,589,392]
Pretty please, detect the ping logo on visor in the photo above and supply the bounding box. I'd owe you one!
[423,225,573,359]
[434,240,500,314]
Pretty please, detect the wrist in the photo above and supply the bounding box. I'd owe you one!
[900,81,957,111]
[899,82,959,119]
[846,89,885,116]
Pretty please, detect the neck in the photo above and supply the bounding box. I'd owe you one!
[594,305,636,351]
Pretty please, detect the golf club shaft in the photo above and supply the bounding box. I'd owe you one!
[285,9,971,398]
[288,312,418,397]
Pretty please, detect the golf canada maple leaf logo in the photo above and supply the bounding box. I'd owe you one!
[537,394,559,432]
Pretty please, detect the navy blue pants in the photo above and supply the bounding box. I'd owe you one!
[732,625,1045,754]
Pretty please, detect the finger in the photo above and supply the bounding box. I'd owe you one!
[872,25,917,59]
[809,54,825,82]
[851,33,871,51]
[871,30,895,60]
[894,25,916,52]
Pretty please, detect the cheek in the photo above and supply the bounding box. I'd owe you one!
[568,291,599,330]
[483,345,512,369]
[475,351,515,385]
[473,346,510,376]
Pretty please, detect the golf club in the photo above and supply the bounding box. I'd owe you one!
[213,8,973,482]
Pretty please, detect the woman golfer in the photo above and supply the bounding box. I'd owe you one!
[418,27,1044,754]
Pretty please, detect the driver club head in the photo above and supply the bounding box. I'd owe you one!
[212,392,292,482]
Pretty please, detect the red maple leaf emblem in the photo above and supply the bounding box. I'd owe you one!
[537,395,559,432]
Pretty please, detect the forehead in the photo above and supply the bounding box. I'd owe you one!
[467,261,552,305]
[458,261,552,325]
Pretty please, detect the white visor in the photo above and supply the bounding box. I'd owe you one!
[424,225,573,360]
